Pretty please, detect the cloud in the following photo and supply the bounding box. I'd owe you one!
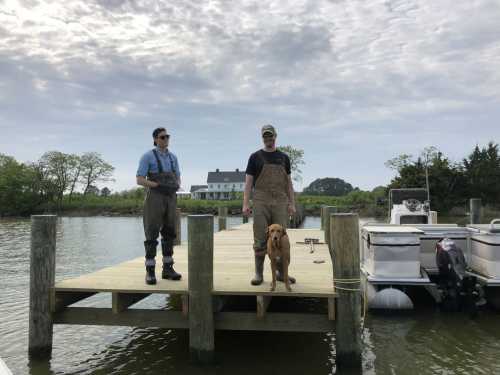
[1,0,500,191]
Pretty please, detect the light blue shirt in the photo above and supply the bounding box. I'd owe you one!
[136,148,181,178]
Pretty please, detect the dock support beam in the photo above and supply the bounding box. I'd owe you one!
[330,213,361,370]
[323,206,338,247]
[188,215,215,364]
[470,198,482,224]
[29,215,57,359]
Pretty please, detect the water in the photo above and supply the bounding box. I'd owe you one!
[1,216,500,374]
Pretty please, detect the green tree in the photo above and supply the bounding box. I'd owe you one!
[387,148,466,212]
[303,177,355,196]
[79,152,115,195]
[0,154,43,216]
[278,145,305,183]
[39,151,76,207]
[463,142,500,204]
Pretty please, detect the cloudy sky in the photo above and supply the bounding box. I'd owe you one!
[1,0,500,192]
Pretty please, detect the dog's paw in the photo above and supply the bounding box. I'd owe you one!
[270,283,276,291]
[286,284,292,292]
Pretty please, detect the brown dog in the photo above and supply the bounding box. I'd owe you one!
[266,224,292,292]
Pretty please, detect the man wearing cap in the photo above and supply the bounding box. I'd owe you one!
[136,127,182,285]
[243,124,297,286]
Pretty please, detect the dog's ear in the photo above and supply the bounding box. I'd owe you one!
[266,226,270,237]
[282,227,287,235]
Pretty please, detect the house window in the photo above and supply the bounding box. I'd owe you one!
[218,184,220,188]
[224,184,228,188]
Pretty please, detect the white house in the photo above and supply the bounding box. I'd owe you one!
[191,169,246,200]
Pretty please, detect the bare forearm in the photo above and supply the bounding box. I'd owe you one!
[244,183,252,205]
[243,174,253,206]
[136,176,157,188]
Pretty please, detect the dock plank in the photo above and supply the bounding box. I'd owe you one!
[54,223,335,298]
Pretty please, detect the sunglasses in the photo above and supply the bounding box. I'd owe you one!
[158,135,170,140]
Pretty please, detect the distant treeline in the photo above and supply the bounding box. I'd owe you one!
[1,142,499,217]
[0,151,113,216]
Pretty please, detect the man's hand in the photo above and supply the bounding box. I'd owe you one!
[288,203,296,216]
[242,203,252,217]
[150,181,160,188]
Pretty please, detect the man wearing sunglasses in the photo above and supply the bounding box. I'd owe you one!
[243,124,296,286]
[136,127,182,284]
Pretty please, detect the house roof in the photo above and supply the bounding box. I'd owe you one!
[207,169,245,183]
[190,185,208,193]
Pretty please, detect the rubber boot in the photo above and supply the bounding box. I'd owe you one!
[145,266,157,285]
[162,261,182,280]
[276,260,296,284]
[251,255,265,286]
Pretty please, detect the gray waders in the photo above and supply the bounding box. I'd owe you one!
[143,150,181,285]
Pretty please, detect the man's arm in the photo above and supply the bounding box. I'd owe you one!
[136,176,158,188]
[242,174,253,216]
[136,153,158,188]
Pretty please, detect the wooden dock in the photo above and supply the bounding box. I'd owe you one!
[29,213,362,369]
[53,223,336,328]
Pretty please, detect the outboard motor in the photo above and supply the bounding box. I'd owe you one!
[436,238,484,316]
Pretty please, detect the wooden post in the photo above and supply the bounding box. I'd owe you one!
[175,208,182,246]
[218,206,228,217]
[188,215,215,364]
[330,213,361,369]
[323,206,338,247]
[218,207,227,231]
[430,211,438,224]
[320,206,326,230]
[470,198,482,224]
[29,215,57,359]
[218,216,227,231]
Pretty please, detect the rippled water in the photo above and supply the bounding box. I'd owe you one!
[1,216,500,374]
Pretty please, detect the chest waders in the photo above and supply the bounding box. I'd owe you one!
[143,150,181,284]
[250,152,296,286]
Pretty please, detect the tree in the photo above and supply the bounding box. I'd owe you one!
[278,145,305,183]
[303,177,355,196]
[100,187,111,197]
[39,151,77,207]
[67,154,83,201]
[79,152,115,195]
[463,142,500,204]
[0,154,43,216]
[386,147,466,212]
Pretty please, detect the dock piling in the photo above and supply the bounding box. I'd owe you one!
[29,215,57,359]
[218,207,228,231]
[188,215,215,364]
[323,206,338,247]
[330,213,362,369]
[470,198,482,224]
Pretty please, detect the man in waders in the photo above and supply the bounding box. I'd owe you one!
[136,127,182,285]
[243,124,297,286]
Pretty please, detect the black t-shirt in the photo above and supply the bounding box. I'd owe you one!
[245,149,291,184]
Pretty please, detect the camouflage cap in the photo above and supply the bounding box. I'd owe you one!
[261,124,276,136]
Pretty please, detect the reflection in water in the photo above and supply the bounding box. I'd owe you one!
[1,216,500,374]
